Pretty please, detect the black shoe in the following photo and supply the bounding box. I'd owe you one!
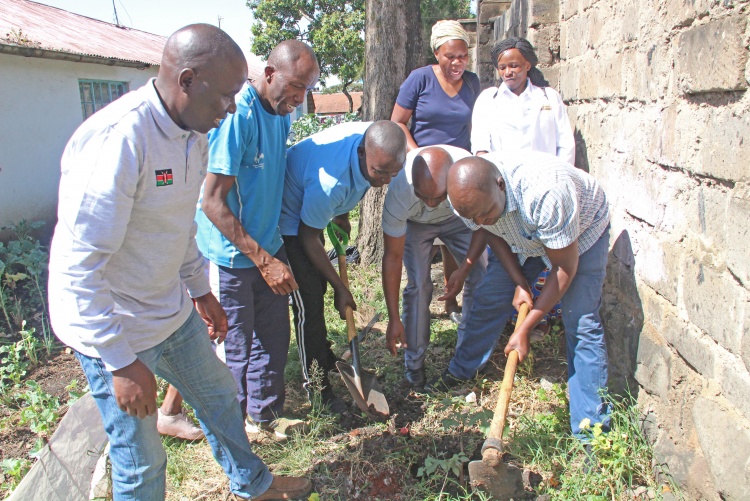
[321,387,348,414]
[426,369,469,393]
[327,357,346,374]
[405,367,426,390]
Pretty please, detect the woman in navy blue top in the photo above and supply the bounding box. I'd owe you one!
[390,20,481,321]
[391,20,480,151]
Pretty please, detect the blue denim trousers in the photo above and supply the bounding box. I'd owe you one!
[448,229,610,438]
[76,309,273,500]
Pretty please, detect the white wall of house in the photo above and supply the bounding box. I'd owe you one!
[0,53,157,237]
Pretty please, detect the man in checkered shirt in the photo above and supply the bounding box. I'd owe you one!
[434,150,611,439]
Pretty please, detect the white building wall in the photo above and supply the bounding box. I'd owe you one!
[0,53,157,237]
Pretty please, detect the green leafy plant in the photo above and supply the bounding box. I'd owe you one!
[0,457,32,492]
[16,381,61,436]
[0,337,30,386]
[418,453,469,478]
[0,220,53,354]
[437,395,494,436]
[65,379,88,405]
[288,112,361,146]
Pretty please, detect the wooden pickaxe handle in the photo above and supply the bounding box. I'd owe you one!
[481,302,530,467]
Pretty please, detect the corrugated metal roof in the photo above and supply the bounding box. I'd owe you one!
[311,92,363,115]
[0,0,165,65]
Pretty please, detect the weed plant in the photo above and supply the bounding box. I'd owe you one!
[0,220,54,354]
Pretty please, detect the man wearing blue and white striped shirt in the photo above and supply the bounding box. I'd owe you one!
[434,150,611,439]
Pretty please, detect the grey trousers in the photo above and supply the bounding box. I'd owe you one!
[402,216,487,371]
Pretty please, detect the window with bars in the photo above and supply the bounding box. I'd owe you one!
[79,80,129,119]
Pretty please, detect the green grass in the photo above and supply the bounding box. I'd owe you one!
[1,215,681,501]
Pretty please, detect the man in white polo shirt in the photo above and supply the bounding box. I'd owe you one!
[381,145,487,390]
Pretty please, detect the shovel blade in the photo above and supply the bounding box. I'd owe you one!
[336,361,389,419]
[468,459,526,500]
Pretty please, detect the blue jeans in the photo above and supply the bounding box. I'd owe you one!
[76,309,273,500]
[448,229,610,438]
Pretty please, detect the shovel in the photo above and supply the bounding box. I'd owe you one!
[468,303,530,499]
[326,222,390,420]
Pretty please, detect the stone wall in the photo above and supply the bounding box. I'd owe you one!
[482,0,750,498]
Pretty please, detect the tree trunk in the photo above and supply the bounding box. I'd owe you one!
[342,82,354,113]
[357,0,422,265]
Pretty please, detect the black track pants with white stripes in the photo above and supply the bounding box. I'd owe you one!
[283,235,340,390]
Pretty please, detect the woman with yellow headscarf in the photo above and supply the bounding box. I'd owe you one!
[390,20,479,151]
[387,20,484,390]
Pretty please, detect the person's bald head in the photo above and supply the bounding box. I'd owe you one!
[358,121,407,188]
[412,147,453,208]
[155,24,248,133]
[256,40,320,116]
[448,156,507,226]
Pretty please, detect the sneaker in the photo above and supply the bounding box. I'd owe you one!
[426,369,469,393]
[156,409,204,441]
[246,416,309,442]
[233,474,313,500]
[404,367,426,390]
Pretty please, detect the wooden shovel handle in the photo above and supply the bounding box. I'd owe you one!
[482,302,530,465]
[337,254,357,343]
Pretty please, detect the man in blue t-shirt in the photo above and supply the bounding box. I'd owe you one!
[195,40,319,438]
[280,120,406,412]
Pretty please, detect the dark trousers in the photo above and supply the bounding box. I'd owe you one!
[212,248,291,422]
[283,235,339,391]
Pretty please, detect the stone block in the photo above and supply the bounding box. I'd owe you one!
[480,0,512,23]
[558,61,577,99]
[693,397,750,500]
[620,2,639,43]
[640,284,670,335]
[597,54,623,98]
[623,45,669,101]
[648,103,750,182]
[676,16,749,94]
[559,19,569,59]
[741,302,750,372]
[642,366,718,500]
[635,331,672,400]
[543,64,560,89]
[561,14,588,59]
[528,0,559,26]
[623,158,668,228]
[561,0,579,21]
[585,4,612,49]
[527,24,559,66]
[634,237,683,307]
[662,311,718,379]
[717,352,750,422]
[664,0,712,29]
[578,54,622,99]
[698,109,750,181]
[664,181,730,252]
[683,256,747,355]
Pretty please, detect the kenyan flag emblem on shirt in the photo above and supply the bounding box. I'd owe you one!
[155,169,173,186]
